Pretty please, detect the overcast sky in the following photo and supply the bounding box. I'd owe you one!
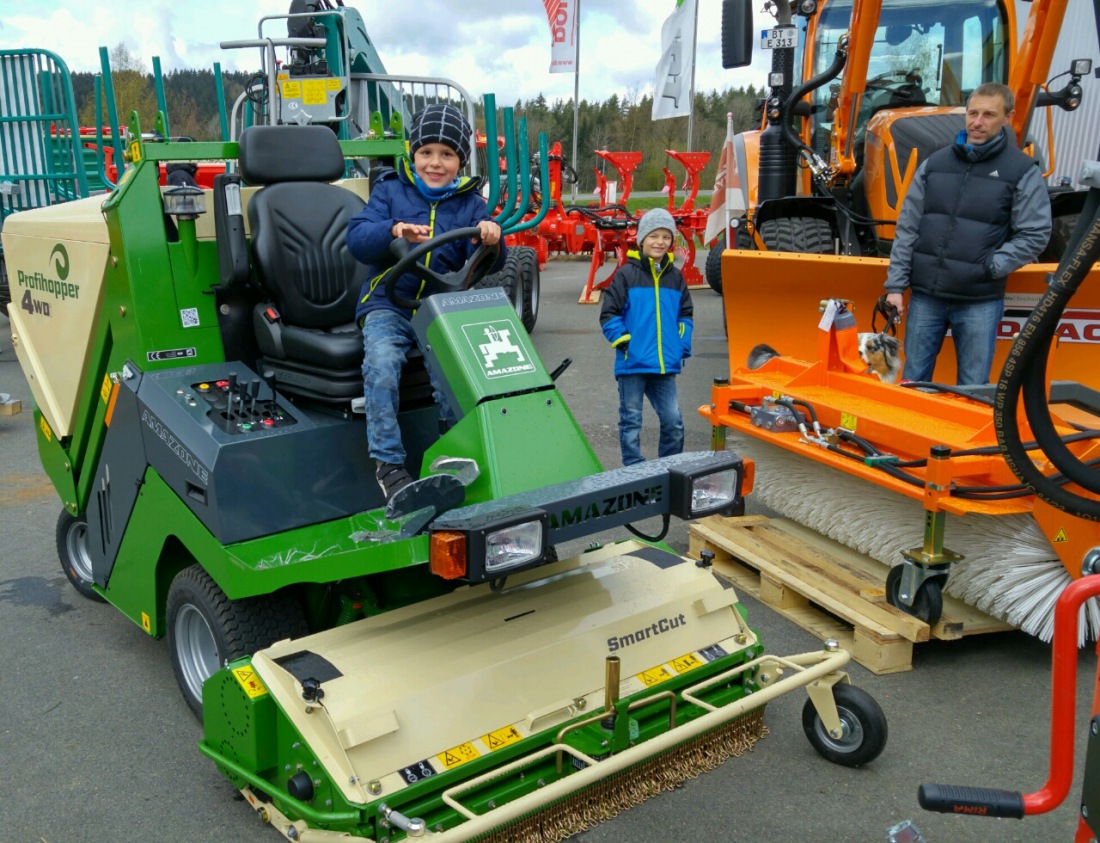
[0,0,772,106]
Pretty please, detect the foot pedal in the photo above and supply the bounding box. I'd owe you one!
[385,473,466,521]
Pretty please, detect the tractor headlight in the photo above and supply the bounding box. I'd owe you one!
[669,463,747,519]
[430,509,549,583]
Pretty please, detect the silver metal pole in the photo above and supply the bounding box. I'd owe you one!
[687,0,699,151]
[571,0,581,201]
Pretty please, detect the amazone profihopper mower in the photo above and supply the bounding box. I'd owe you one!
[3,96,886,838]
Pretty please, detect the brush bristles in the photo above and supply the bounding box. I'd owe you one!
[731,437,1100,645]
[474,710,768,843]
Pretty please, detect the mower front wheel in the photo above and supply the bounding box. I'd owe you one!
[802,683,887,767]
[477,247,526,322]
[56,510,106,602]
[166,565,308,718]
[885,565,943,625]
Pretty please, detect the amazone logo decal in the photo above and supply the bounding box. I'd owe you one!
[50,243,69,280]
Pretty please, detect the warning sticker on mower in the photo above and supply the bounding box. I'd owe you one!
[399,760,437,784]
[231,666,269,698]
[482,725,523,751]
[437,741,481,770]
[671,653,704,674]
[637,665,674,687]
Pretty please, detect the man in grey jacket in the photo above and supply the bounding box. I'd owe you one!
[884,82,1051,385]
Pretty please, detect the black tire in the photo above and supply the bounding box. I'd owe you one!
[802,684,888,767]
[477,248,525,321]
[0,254,9,311]
[759,216,835,254]
[705,225,752,295]
[166,564,308,718]
[56,510,106,602]
[1038,212,1079,264]
[885,565,944,625]
[515,246,540,332]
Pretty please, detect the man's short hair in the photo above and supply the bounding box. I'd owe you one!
[969,82,1014,114]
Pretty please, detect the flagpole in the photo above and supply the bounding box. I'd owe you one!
[686,0,699,151]
[571,0,581,201]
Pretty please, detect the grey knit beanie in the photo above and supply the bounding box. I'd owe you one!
[635,208,677,247]
[408,103,473,168]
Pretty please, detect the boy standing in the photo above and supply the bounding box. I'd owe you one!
[600,208,693,466]
[346,103,503,502]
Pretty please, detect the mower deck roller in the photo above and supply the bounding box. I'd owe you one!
[201,541,854,841]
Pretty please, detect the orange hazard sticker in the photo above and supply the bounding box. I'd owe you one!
[437,742,480,770]
[231,666,269,698]
[481,725,523,751]
[637,665,673,687]
[671,653,703,674]
[1053,528,1068,543]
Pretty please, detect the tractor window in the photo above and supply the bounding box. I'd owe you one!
[808,0,1008,155]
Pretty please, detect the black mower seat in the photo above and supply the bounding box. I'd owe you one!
[238,124,367,401]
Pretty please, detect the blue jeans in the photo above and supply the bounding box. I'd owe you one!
[361,309,454,465]
[902,292,1003,386]
[617,374,684,467]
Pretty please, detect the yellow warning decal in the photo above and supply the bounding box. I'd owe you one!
[840,412,858,432]
[326,78,342,90]
[671,653,703,674]
[101,374,112,404]
[39,416,52,442]
[232,666,269,699]
[481,725,523,751]
[637,665,674,687]
[302,79,327,105]
[437,741,480,770]
[1053,528,1068,543]
[281,80,302,99]
[141,611,151,632]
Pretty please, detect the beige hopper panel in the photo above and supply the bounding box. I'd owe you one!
[252,542,755,806]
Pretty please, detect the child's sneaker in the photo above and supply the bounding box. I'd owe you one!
[375,461,413,502]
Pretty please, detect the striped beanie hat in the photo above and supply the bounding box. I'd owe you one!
[408,103,473,168]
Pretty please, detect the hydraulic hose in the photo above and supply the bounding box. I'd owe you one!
[781,39,848,168]
[994,186,1100,518]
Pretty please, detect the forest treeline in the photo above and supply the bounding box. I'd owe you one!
[70,46,764,192]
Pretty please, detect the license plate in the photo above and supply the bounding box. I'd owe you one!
[761,27,799,50]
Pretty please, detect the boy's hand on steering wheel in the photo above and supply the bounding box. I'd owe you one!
[392,222,431,243]
[476,220,502,246]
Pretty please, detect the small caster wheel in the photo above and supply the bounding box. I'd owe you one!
[885,564,943,625]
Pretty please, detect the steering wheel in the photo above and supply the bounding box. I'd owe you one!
[384,227,501,311]
[865,68,924,93]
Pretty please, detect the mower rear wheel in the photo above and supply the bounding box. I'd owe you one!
[0,255,9,310]
[477,248,526,322]
[802,683,888,767]
[885,565,943,625]
[516,246,540,332]
[56,510,106,602]
[166,565,308,718]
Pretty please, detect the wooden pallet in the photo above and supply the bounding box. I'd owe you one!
[688,515,1012,675]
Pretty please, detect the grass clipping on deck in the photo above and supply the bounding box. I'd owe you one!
[476,709,768,843]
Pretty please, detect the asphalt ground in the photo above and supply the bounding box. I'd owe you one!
[0,258,1096,843]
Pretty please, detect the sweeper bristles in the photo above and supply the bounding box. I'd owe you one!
[474,709,768,843]
[731,436,1100,645]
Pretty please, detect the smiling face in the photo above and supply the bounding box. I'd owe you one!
[965,93,1012,146]
[413,142,460,187]
[641,229,674,261]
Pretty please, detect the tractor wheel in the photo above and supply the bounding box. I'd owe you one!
[477,248,525,321]
[515,246,540,332]
[1038,212,1080,264]
[0,255,9,311]
[56,510,106,602]
[166,564,308,718]
[759,216,835,254]
[705,225,752,295]
[802,684,888,767]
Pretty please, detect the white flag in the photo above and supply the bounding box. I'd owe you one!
[652,0,696,120]
[545,0,578,74]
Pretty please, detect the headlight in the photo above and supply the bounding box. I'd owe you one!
[669,464,744,519]
[430,509,549,583]
[485,520,544,573]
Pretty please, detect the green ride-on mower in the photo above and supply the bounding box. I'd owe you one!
[4,112,886,840]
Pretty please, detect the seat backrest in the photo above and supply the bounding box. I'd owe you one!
[238,125,366,329]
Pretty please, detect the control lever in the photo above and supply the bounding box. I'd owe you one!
[249,379,260,417]
[549,357,572,381]
[226,371,238,419]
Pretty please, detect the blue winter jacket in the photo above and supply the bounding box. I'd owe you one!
[347,159,505,323]
[599,251,694,376]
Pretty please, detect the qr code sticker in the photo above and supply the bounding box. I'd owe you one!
[180,308,200,328]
